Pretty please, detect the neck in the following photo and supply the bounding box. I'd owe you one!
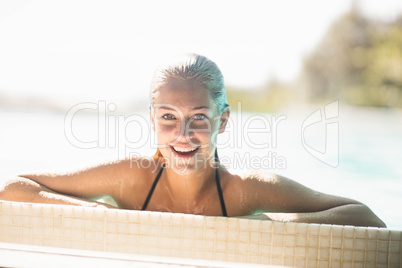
[163,162,218,209]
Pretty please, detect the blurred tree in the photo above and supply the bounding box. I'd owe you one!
[226,78,291,113]
[363,20,402,107]
[301,5,402,107]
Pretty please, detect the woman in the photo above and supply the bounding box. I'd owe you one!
[0,54,386,227]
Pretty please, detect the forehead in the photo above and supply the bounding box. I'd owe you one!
[153,79,215,110]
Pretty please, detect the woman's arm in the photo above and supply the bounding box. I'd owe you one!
[240,203,386,227]
[242,172,386,227]
[0,176,116,208]
[0,158,139,207]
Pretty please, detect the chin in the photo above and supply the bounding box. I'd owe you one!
[162,151,212,175]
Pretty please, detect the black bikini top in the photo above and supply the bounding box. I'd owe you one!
[141,163,228,217]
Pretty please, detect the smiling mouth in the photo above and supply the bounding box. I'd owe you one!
[170,145,200,157]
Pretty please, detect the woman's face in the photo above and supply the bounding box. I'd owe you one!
[151,79,229,174]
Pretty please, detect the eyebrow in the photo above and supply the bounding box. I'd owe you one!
[156,105,210,111]
[192,106,210,110]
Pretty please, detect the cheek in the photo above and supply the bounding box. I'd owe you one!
[158,123,176,132]
[155,123,176,140]
[155,124,180,145]
[190,121,220,141]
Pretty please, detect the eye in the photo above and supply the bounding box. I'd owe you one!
[192,114,207,120]
[162,114,176,120]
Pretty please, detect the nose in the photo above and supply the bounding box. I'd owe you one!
[174,117,195,142]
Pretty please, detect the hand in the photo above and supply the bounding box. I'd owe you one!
[93,202,118,209]
[234,214,270,220]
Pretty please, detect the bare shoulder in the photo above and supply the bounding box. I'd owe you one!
[225,168,280,188]
[220,168,281,215]
[227,168,361,214]
[123,157,164,182]
[108,156,164,209]
[89,156,160,176]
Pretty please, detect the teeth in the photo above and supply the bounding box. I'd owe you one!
[173,146,197,152]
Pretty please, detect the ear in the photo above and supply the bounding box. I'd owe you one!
[218,106,230,134]
[150,109,156,132]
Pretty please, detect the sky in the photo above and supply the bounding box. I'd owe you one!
[1,0,402,107]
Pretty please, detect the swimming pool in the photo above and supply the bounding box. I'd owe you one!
[0,103,401,229]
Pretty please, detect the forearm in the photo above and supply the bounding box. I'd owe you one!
[0,177,116,208]
[18,172,80,196]
[263,204,386,227]
[238,204,386,228]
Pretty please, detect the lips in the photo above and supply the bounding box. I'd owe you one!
[169,145,200,157]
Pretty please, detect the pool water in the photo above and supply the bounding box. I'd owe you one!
[0,103,401,229]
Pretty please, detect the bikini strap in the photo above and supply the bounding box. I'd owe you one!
[142,162,227,217]
[215,167,228,217]
[141,163,165,211]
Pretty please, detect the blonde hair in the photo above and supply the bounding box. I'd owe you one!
[150,53,229,113]
[150,53,230,161]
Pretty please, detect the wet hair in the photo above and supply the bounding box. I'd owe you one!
[150,53,229,113]
[150,54,230,162]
